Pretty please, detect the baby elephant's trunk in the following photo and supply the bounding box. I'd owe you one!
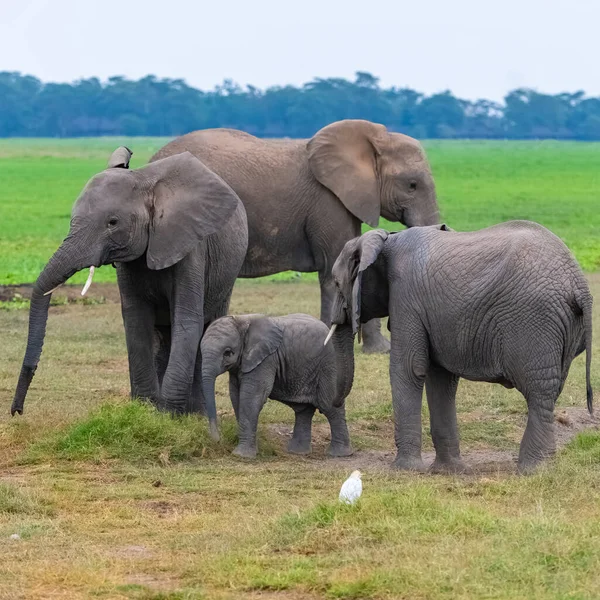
[200,367,220,441]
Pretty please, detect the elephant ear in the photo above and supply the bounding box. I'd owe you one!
[350,230,389,334]
[307,120,387,228]
[141,152,240,270]
[241,317,284,374]
[108,146,133,169]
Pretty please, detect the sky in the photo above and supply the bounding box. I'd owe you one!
[0,0,598,101]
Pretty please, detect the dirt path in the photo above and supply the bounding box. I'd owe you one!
[269,406,599,475]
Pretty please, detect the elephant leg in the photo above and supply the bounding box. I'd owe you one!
[118,273,160,404]
[189,297,232,415]
[425,364,470,474]
[160,262,206,414]
[233,377,273,459]
[287,404,316,455]
[188,349,207,415]
[154,323,171,388]
[391,379,426,471]
[321,404,353,457]
[161,321,202,414]
[318,272,337,325]
[518,378,560,475]
[390,328,428,472]
[360,318,391,354]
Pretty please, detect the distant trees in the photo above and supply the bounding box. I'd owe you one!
[1,70,599,139]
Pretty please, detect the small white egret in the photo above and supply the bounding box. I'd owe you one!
[339,470,362,504]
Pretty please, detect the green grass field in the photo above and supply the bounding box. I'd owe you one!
[0,138,599,285]
[0,139,599,599]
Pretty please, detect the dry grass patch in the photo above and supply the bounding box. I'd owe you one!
[0,277,598,599]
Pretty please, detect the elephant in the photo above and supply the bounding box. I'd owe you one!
[12,147,248,432]
[326,221,593,474]
[151,119,440,355]
[200,313,355,458]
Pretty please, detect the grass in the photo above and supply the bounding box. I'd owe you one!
[0,139,599,285]
[0,274,598,599]
[0,139,599,598]
[24,400,277,464]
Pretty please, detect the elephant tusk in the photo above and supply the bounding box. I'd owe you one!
[81,266,95,296]
[43,284,63,297]
[324,323,337,346]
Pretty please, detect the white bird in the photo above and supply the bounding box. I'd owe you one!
[339,470,362,504]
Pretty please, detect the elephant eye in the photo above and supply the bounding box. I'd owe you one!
[409,181,417,191]
[224,349,233,358]
[108,217,118,227]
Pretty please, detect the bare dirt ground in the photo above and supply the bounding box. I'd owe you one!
[268,406,599,475]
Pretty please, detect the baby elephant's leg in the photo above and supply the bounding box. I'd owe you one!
[287,404,316,455]
[233,378,271,459]
[321,405,353,457]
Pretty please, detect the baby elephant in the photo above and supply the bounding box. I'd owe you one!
[200,313,354,458]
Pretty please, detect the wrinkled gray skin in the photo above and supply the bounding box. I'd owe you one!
[200,314,355,458]
[329,221,593,474]
[12,148,248,432]
[152,119,439,355]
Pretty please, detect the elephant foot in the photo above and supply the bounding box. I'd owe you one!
[517,456,549,475]
[361,334,391,355]
[429,456,472,475]
[518,443,555,475]
[133,393,162,409]
[187,397,207,416]
[232,444,257,459]
[327,442,354,458]
[392,454,426,473]
[287,437,312,455]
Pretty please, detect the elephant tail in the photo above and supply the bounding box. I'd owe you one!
[584,301,593,415]
[578,291,593,415]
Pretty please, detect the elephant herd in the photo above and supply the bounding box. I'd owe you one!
[11,119,593,475]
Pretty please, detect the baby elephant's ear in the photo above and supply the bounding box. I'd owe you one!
[241,317,284,373]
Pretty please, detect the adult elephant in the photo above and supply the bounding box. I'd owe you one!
[12,147,248,432]
[151,119,439,353]
[327,222,593,474]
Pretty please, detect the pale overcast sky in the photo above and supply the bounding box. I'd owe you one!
[0,0,597,101]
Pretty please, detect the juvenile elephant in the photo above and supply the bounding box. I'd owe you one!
[327,221,593,474]
[200,313,354,458]
[12,147,248,430]
[152,119,440,354]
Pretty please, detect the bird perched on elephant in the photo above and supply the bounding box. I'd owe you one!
[327,221,593,474]
[12,147,248,430]
[151,119,440,355]
[200,313,355,459]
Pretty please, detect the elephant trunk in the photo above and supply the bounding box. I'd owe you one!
[201,360,222,441]
[332,322,356,407]
[12,236,96,416]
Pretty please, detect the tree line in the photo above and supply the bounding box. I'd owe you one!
[1,70,600,140]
